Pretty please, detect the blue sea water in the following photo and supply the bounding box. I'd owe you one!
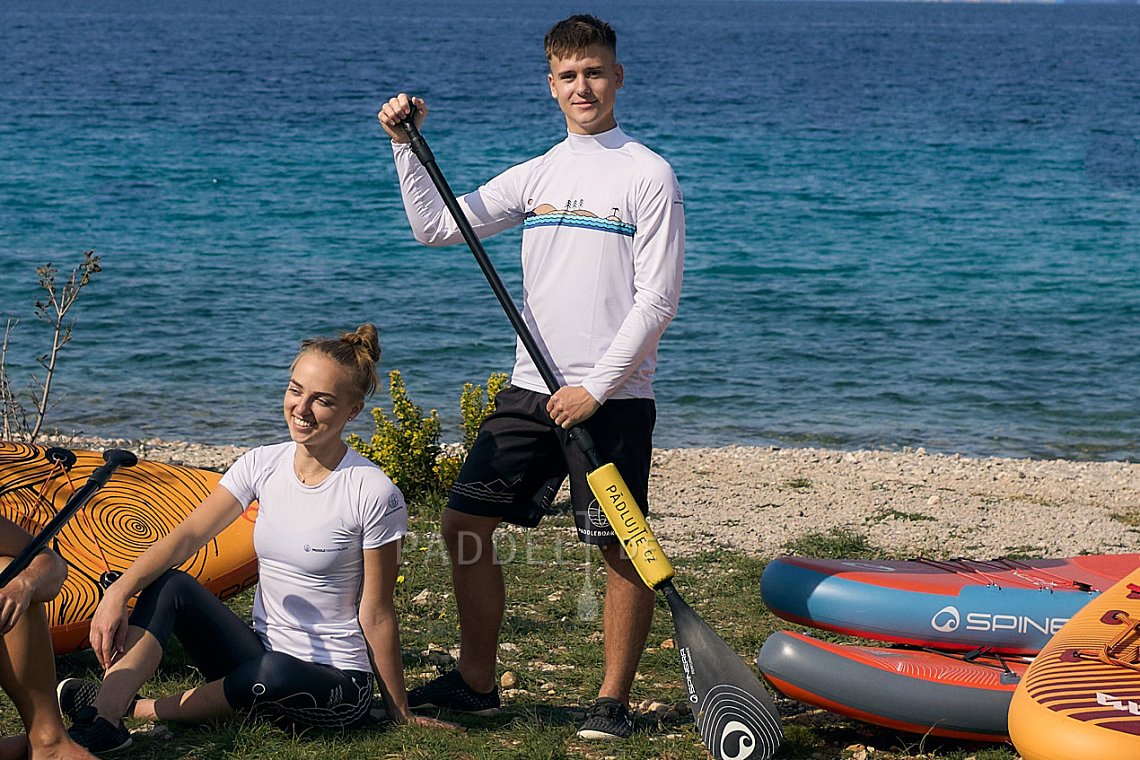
[1,0,1137,460]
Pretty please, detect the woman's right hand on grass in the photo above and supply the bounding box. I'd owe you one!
[401,713,465,732]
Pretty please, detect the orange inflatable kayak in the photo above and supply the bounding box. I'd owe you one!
[0,442,258,653]
[1009,564,1140,759]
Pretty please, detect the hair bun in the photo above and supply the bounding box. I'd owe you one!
[343,323,381,363]
[293,324,382,401]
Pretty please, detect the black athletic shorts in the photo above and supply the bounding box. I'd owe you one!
[448,385,655,545]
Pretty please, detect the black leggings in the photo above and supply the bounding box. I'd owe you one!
[129,570,373,729]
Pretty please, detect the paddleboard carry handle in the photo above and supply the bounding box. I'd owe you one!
[44,447,78,470]
[0,448,138,588]
[99,570,123,589]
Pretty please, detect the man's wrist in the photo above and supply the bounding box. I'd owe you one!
[579,382,605,406]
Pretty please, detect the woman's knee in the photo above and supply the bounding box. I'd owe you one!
[135,569,197,605]
[129,570,210,646]
[227,651,300,704]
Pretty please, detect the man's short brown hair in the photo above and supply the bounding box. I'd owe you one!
[544,14,617,61]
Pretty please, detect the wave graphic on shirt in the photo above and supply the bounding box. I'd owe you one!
[523,203,636,237]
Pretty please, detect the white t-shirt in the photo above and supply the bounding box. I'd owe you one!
[219,441,406,672]
[392,125,685,403]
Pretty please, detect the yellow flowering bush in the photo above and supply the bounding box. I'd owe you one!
[460,371,508,450]
[348,369,443,507]
[349,369,509,513]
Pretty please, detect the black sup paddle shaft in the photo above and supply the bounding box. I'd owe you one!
[0,448,138,588]
[399,112,608,471]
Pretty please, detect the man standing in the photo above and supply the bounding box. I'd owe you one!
[377,14,683,741]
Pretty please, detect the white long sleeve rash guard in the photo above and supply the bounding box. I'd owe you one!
[392,126,684,403]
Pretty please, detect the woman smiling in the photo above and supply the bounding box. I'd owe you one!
[58,324,451,753]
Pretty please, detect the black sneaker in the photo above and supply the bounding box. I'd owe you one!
[407,669,500,716]
[577,697,634,740]
[57,677,100,722]
[67,705,132,754]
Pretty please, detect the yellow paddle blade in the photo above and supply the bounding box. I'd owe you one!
[586,463,675,589]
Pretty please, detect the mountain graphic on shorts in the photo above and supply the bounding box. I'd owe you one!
[524,203,636,237]
[450,478,518,504]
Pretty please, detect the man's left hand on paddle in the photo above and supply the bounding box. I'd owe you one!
[547,386,600,428]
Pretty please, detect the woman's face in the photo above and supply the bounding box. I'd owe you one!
[283,352,362,449]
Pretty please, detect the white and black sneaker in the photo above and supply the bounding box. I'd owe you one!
[56,678,101,722]
[577,697,634,740]
[407,669,501,716]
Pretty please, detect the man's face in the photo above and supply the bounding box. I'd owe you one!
[547,44,624,135]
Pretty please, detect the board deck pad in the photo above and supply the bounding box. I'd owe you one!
[761,554,1137,654]
[0,442,258,653]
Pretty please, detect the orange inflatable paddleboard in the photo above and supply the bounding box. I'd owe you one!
[1009,564,1140,759]
[0,442,258,653]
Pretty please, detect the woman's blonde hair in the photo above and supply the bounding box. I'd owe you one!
[293,323,381,401]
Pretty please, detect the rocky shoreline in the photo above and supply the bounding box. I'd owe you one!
[649,445,1139,558]
[46,435,1140,560]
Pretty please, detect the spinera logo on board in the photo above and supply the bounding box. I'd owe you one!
[931,605,961,632]
[929,605,1069,635]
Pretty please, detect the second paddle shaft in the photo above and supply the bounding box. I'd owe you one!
[0,449,138,588]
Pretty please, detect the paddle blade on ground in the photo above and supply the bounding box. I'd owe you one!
[665,583,783,760]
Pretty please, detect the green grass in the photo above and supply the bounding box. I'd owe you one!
[1112,509,1140,528]
[782,527,891,561]
[1,513,1019,759]
[998,545,1046,561]
[869,508,937,524]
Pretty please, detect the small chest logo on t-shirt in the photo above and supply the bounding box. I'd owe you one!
[303,544,349,553]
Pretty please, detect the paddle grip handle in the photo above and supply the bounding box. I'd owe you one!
[0,448,138,588]
[399,102,435,166]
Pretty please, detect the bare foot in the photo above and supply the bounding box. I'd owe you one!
[24,734,99,760]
